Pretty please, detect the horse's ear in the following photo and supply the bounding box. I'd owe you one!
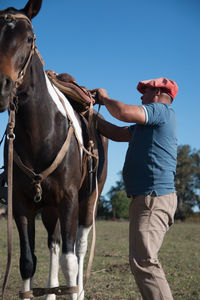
[22,0,42,20]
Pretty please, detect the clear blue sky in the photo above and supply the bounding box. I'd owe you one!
[0,0,200,196]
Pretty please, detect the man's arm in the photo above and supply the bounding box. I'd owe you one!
[96,89,146,124]
[96,116,131,142]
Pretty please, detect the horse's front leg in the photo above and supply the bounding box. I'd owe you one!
[14,212,36,300]
[42,207,60,300]
[59,192,79,300]
[76,225,92,300]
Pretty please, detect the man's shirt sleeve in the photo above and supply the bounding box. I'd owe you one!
[141,103,169,126]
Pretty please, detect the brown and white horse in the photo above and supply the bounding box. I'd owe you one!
[0,0,107,299]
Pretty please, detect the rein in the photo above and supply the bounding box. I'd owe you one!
[2,101,16,299]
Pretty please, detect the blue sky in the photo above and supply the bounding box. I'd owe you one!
[0,0,200,196]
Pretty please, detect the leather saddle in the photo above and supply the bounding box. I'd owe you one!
[46,70,98,112]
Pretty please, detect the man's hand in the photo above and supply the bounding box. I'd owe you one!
[97,88,109,105]
[90,88,109,105]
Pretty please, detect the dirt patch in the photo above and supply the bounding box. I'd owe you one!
[106,263,130,273]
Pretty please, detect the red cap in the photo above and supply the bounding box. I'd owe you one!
[137,77,178,100]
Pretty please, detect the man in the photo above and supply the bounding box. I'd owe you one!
[95,77,178,300]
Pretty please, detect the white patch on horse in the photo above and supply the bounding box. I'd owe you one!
[44,242,60,300]
[60,252,78,300]
[44,72,83,154]
[76,225,92,300]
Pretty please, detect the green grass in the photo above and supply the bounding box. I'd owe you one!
[0,220,200,299]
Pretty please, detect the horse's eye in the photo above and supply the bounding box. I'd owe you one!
[27,36,33,44]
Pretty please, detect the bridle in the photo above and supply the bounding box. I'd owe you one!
[0,13,36,88]
[0,12,38,202]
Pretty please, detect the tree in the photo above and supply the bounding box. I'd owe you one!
[106,172,131,219]
[175,145,200,220]
[97,195,111,219]
[110,190,131,219]
[193,150,200,202]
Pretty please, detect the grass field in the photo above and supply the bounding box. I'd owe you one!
[0,220,200,300]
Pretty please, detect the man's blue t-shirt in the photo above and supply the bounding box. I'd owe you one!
[122,103,177,196]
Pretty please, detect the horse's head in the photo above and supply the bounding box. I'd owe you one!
[0,0,42,112]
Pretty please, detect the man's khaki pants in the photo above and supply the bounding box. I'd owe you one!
[129,192,177,300]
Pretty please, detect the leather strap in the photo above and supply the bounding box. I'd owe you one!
[19,285,79,298]
[13,125,74,200]
[1,108,16,300]
[19,290,34,299]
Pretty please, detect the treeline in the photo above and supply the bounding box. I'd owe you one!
[97,145,200,221]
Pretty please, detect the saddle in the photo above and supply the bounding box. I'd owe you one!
[46,70,98,112]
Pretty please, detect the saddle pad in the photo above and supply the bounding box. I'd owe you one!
[44,72,83,155]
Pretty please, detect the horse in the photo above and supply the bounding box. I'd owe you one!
[0,0,108,299]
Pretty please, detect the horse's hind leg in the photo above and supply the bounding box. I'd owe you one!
[77,134,108,299]
[42,207,60,300]
[76,225,92,300]
[14,212,36,300]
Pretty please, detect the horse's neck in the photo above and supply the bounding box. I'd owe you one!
[16,54,56,135]
[15,54,68,161]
